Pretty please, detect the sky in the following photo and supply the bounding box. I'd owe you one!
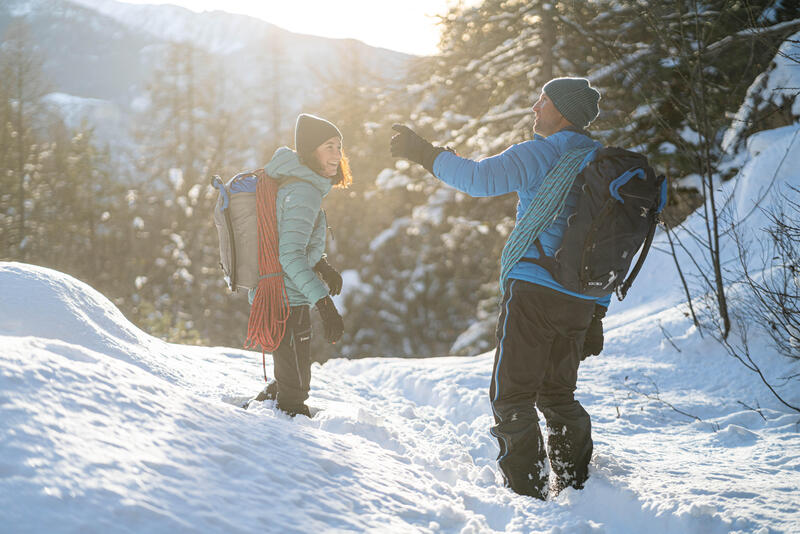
[116,0,466,56]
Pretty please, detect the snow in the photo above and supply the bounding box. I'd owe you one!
[41,92,126,146]
[722,30,800,153]
[375,168,413,191]
[369,217,410,252]
[332,269,365,312]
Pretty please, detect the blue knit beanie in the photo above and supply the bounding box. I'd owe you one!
[542,77,601,128]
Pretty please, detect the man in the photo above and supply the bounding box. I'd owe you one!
[390,77,609,499]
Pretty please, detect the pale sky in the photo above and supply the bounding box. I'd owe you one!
[120,0,466,56]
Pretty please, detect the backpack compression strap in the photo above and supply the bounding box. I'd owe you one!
[211,175,238,292]
[498,146,597,294]
[615,174,667,300]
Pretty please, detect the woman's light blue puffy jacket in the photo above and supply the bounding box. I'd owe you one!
[265,147,332,307]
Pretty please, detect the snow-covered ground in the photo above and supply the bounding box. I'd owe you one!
[1,255,798,534]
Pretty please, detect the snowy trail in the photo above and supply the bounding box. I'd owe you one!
[3,264,798,533]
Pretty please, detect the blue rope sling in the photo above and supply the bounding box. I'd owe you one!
[498,146,597,295]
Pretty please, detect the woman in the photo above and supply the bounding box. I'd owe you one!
[253,113,351,417]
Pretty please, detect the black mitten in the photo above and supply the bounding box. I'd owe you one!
[315,296,344,344]
[390,124,449,174]
[314,258,343,296]
[582,304,607,359]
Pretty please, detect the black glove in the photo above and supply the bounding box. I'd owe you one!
[313,258,343,296]
[390,124,449,174]
[315,295,344,344]
[582,304,607,359]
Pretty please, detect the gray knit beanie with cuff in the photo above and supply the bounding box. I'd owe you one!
[542,77,601,128]
[295,113,342,154]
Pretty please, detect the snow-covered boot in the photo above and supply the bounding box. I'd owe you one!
[543,407,592,494]
[278,403,311,418]
[242,380,277,409]
[491,407,549,500]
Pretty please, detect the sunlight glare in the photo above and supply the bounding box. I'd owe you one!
[118,0,457,56]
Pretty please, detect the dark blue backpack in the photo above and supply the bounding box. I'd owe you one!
[523,147,667,300]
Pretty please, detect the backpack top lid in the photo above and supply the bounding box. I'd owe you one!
[227,171,260,194]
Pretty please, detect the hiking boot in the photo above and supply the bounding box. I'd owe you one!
[253,380,278,402]
[498,457,549,500]
[242,380,277,409]
[278,403,311,418]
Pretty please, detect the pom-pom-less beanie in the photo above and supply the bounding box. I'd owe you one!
[542,78,601,128]
[295,113,342,154]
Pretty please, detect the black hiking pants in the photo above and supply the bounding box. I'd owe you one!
[490,279,596,499]
[272,305,312,415]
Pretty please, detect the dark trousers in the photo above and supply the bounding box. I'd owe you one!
[490,279,595,498]
[273,305,312,413]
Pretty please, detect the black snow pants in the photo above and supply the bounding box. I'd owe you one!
[272,305,313,415]
[490,279,596,499]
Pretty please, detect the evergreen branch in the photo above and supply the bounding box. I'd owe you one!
[704,18,800,56]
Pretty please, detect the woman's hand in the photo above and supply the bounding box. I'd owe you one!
[314,258,343,296]
[315,296,344,344]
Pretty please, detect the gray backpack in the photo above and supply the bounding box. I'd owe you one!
[212,171,261,292]
[212,170,300,292]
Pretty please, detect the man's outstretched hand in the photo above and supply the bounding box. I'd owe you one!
[390,124,449,174]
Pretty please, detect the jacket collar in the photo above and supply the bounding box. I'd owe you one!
[562,125,591,137]
[533,125,592,142]
[264,147,333,197]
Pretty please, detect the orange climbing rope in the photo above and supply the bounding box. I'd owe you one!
[244,170,290,380]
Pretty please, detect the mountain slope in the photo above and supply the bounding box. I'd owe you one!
[0,0,410,144]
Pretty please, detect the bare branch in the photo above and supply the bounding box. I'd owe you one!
[623,375,718,430]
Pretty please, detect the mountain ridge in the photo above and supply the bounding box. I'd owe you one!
[0,0,411,149]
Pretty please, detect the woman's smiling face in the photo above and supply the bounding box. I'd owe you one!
[313,136,343,178]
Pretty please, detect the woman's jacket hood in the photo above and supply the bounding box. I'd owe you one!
[265,147,333,198]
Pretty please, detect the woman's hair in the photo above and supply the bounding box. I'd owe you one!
[298,148,353,189]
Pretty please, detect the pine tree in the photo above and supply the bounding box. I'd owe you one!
[0,18,48,261]
[128,42,249,344]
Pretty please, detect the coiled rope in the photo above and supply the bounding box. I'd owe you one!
[498,146,596,295]
[244,170,290,380]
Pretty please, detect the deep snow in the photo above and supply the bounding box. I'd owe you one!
[2,254,798,534]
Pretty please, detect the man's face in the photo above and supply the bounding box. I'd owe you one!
[532,92,570,137]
